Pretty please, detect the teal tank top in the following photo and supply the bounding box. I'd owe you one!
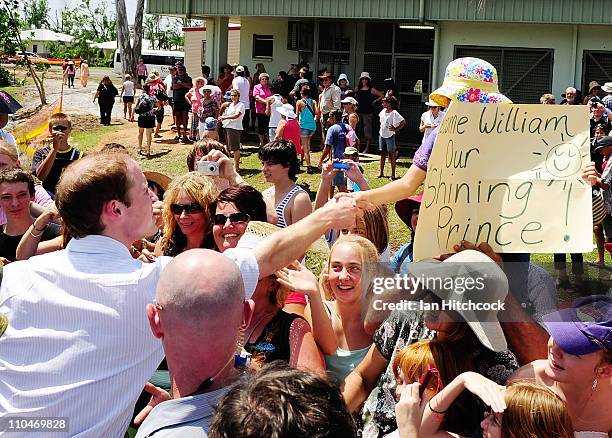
[299,98,316,131]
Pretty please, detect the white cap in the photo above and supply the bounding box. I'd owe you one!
[338,73,349,86]
[236,65,245,73]
[276,103,297,119]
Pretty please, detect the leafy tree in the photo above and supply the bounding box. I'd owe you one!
[1,0,46,104]
[51,0,116,43]
[21,0,49,29]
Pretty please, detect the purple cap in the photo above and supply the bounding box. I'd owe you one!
[543,295,612,356]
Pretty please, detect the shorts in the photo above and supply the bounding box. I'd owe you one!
[300,128,315,137]
[123,96,134,103]
[138,115,156,129]
[321,113,330,135]
[269,127,277,140]
[379,135,396,153]
[226,128,242,151]
[333,171,346,188]
[360,113,373,140]
[256,113,270,135]
[155,107,164,124]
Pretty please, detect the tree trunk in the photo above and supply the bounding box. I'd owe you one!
[115,0,133,77]
[116,0,145,78]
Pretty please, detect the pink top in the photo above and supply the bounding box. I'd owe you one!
[189,88,203,114]
[252,84,272,114]
[136,63,147,76]
[282,118,302,155]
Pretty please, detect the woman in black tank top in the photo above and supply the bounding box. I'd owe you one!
[355,74,383,152]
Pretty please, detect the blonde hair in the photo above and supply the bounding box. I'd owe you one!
[0,141,19,164]
[502,381,573,438]
[540,93,556,104]
[160,172,218,256]
[47,112,72,130]
[322,234,379,300]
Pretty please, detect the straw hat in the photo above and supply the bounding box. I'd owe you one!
[236,221,329,274]
[588,81,602,93]
[429,57,512,108]
[401,250,509,352]
[276,103,297,119]
[318,71,333,79]
[144,171,171,191]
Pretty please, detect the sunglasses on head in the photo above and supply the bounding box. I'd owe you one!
[170,202,205,215]
[213,212,250,225]
[52,125,69,132]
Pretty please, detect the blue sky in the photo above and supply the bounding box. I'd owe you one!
[48,0,137,24]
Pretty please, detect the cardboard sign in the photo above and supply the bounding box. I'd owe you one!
[414,102,592,260]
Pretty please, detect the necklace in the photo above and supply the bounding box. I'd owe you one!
[553,380,598,424]
[244,311,277,345]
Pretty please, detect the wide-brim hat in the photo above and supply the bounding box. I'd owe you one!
[400,250,509,352]
[589,81,602,93]
[359,72,371,80]
[542,295,611,356]
[200,85,215,95]
[593,136,612,154]
[144,171,171,191]
[236,221,329,273]
[318,71,333,79]
[341,96,358,105]
[395,192,423,229]
[430,57,512,108]
[276,103,297,119]
[425,99,440,107]
[602,82,612,93]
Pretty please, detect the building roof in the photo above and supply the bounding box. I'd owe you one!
[19,28,74,43]
[147,0,612,25]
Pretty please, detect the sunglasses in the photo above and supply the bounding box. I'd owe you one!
[213,212,250,225]
[170,202,205,215]
[52,125,69,132]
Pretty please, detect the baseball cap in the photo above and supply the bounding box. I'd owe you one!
[236,65,245,73]
[344,146,359,156]
[204,117,217,130]
[543,295,612,356]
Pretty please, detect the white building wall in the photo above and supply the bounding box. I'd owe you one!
[438,22,612,102]
[184,27,240,77]
[238,17,299,76]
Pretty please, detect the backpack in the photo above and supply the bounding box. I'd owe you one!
[134,95,153,114]
[154,88,168,102]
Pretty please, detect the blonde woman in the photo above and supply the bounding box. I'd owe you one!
[185,76,206,140]
[155,172,218,256]
[277,235,379,381]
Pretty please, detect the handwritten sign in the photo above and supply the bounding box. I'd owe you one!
[414,102,592,260]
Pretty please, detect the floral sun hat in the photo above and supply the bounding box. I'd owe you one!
[430,57,512,107]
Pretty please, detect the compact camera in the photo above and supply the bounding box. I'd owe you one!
[197,161,220,176]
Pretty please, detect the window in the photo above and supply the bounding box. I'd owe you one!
[253,34,273,58]
[455,46,554,104]
[582,51,612,96]
[32,44,38,53]
[288,21,314,52]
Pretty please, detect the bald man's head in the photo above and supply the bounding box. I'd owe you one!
[156,249,245,332]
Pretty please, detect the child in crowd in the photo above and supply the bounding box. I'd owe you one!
[199,117,219,141]
[378,96,405,180]
[343,146,365,193]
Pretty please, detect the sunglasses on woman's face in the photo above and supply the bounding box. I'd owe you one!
[52,125,69,132]
[170,202,205,215]
[213,212,250,225]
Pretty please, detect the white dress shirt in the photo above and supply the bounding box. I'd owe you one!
[0,235,259,437]
[0,235,170,437]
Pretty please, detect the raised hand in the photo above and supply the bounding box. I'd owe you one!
[276,261,319,297]
[460,372,506,413]
[582,161,600,186]
[395,382,426,438]
[133,382,171,426]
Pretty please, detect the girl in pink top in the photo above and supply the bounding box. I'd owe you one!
[185,77,206,140]
[252,73,273,147]
[276,104,302,157]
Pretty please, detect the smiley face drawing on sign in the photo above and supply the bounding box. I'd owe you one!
[544,142,583,178]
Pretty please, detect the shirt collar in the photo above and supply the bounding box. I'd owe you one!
[66,235,132,257]
[137,386,230,437]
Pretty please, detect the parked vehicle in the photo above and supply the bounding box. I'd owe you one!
[112,49,185,76]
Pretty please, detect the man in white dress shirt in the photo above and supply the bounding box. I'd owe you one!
[0,151,359,437]
[231,65,251,132]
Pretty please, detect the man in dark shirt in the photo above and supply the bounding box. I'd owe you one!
[31,113,83,197]
[171,64,193,143]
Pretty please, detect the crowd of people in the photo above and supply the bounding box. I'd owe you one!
[0,56,610,438]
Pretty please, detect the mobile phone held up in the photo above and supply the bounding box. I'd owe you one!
[197,161,220,176]
[419,368,434,399]
[333,162,350,170]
